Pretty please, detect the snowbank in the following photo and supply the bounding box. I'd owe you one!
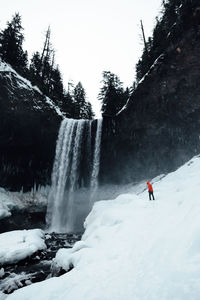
[0,229,46,265]
[5,155,200,299]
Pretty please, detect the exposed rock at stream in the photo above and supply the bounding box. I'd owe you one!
[0,233,81,295]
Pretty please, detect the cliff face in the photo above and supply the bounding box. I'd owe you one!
[101,30,200,184]
[0,61,62,191]
[1,27,200,191]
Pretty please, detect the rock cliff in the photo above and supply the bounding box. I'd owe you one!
[0,60,63,191]
[101,29,200,184]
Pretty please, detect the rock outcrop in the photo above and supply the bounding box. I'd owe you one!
[0,60,63,191]
[101,29,200,184]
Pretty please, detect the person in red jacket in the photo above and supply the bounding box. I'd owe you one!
[147,181,155,200]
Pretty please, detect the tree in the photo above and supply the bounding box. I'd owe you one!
[49,65,64,105]
[0,13,28,73]
[29,51,42,86]
[28,27,65,104]
[98,71,128,116]
[40,27,54,87]
[84,102,95,120]
[135,0,200,82]
[73,82,86,119]
[61,91,75,117]
[72,82,94,119]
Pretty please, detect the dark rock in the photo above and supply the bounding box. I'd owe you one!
[100,31,200,184]
[0,209,46,233]
[0,62,62,191]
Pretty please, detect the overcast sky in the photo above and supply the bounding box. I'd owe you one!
[0,0,162,117]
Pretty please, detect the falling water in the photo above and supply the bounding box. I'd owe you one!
[46,118,103,233]
[90,119,103,201]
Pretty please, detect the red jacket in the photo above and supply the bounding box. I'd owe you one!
[147,181,153,192]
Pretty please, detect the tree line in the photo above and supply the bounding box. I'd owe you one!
[0,13,132,118]
[99,0,200,117]
[2,1,195,119]
[0,13,94,119]
[135,0,200,82]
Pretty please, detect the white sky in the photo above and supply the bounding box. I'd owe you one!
[0,0,162,117]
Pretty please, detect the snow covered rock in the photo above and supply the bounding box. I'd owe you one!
[0,272,35,294]
[0,229,46,265]
[0,187,49,231]
[0,59,62,191]
[0,188,23,221]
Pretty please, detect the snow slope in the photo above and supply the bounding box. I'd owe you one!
[4,155,200,300]
[0,229,46,265]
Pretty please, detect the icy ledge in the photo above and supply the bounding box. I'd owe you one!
[0,229,46,265]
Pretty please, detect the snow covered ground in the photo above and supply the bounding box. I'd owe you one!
[3,155,200,300]
[0,229,46,265]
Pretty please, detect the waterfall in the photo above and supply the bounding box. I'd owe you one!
[90,119,103,201]
[46,118,102,233]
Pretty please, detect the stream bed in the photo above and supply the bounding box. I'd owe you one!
[0,232,81,295]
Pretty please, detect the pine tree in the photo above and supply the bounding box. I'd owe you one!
[135,0,200,82]
[98,71,127,116]
[28,27,65,104]
[73,82,86,119]
[84,102,95,120]
[61,91,74,117]
[49,65,64,105]
[0,13,28,73]
[29,51,42,86]
[41,27,53,87]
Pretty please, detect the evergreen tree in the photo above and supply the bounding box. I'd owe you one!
[61,91,75,117]
[29,51,42,87]
[49,65,64,105]
[98,71,128,116]
[0,15,94,120]
[40,27,53,88]
[0,13,28,73]
[84,102,95,120]
[73,82,86,119]
[72,82,94,119]
[135,0,200,82]
[28,27,65,105]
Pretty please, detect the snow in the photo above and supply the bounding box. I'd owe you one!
[45,96,63,117]
[0,208,11,220]
[0,186,48,221]
[116,54,164,116]
[0,292,7,300]
[138,54,164,86]
[0,229,46,265]
[116,97,130,116]
[0,272,36,294]
[0,189,19,220]
[4,155,200,299]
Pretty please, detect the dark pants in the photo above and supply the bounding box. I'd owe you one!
[149,191,155,200]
